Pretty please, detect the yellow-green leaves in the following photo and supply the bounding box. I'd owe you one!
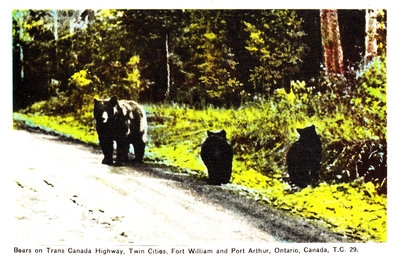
[69,69,92,87]
[204,32,217,40]
[123,55,142,100]
[243,10,307,95]
[273,182,387,241]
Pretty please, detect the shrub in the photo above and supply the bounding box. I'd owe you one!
[287,56,387,193]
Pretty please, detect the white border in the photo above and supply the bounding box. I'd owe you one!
[3,1,399,259]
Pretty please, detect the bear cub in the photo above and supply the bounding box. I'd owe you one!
[201,130,234,185]
[94,96,147,166]
[286,125,322,189]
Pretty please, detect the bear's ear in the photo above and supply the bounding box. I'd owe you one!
[207,130,212,137]
[94,99,100,107]
[310,125,317,135]
[220,129,227,139]
[297,128,303,135]
[109,96,118,106]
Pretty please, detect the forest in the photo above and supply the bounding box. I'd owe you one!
[12,9,387,242]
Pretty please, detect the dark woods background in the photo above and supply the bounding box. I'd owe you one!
[12,9,378,110]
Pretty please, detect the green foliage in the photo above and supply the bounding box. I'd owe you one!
[71,11,147,101]
[303,57,387,192]
[13,10,57,109]
[270,182,386,241]
[66,69,94,112]
[13,113,98,145]
[69,69,92,87]
[376,10,387,56]
[145,100,386,241]
[354,57,387,140]
[177,10,243,106]
[311,57,386,141]
[13,9,311,110]
[244,10,307,96]
[13,10,147,110]
[172,10,308,107]
[123,55,143,99]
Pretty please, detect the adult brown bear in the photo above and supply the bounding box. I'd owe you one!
[94,96,147,166]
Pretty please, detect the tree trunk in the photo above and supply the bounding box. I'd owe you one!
[365,9,386,64]
[320,9,344,76]
[165,32,171,100]
[52,10,58,40]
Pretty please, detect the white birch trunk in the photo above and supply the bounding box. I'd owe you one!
[165,33,171,99]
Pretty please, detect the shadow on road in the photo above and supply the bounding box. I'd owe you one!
[124,162,354,243]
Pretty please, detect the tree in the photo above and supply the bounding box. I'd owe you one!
[172,10,245,107]
[365,9,386,64]
[320,9,344,76]
[244,10,308,95]
[114,10,187,103]
[181,10,243,106]
[337,10,365,70]
[12,9,98,110]
[12,10,56,109]
[12,11,24,110]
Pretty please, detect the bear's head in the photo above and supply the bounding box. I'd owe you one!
[297,125,318,142]
[94,96,119,125]
[207,130,227,141]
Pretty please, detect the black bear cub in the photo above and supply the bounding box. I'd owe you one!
[286,125,322,189]
[94,96,147,166]
[201,130,234,185]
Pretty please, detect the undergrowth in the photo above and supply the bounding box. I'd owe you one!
[145,103,386,242]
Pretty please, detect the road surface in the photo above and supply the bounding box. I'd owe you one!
[10,129,350,245]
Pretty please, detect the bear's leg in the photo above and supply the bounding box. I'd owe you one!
[310,163,321,187]
[207,168,222,185]
[207,177,221,185]
[133,139,145,163]
[289,169,309,189]
[298,172,310,189]
[115,141,129,166]
[99,137,113,165]
[220,169,232,184]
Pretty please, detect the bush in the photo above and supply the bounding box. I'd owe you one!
[289,56,387,193]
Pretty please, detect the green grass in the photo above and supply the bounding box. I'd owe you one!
[13,102,387,242]
[13,113,98,145]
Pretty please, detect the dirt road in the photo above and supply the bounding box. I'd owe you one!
[10,129,350,245]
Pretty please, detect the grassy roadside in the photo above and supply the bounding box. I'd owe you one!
[146,104,387,242]
[13,104,387,242]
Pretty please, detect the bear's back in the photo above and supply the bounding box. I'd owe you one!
[201,136,233,166]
